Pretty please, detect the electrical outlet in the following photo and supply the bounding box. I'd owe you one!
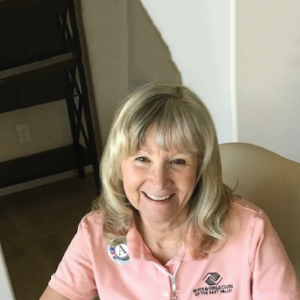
[16,123,32,144]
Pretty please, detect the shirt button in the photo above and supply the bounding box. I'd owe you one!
[162,291,169,297]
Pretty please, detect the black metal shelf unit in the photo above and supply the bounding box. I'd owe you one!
[0,0,100,191]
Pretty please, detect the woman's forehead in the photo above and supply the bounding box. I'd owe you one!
[136,127,197,157]
[127,121,199,157]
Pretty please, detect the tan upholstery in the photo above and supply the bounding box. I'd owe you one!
[220,142,300,280]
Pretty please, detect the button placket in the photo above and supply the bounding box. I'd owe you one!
[154,262,181,300]
[162,290,169,298]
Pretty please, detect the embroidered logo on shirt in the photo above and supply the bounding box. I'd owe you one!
[193,272,234,296]
[108,237,130,265]
[203,272,223,285]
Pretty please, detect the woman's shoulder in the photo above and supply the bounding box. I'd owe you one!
[226,196,272,239]
[230,196,266,219]
[77,210,104,236]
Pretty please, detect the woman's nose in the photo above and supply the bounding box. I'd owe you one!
[148,164,171,189]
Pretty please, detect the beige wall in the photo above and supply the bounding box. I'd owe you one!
[78,0,129,146]
[0,0,179,165]
[128,0,180,90]
[80,0,180,145]
[0,101,73,162]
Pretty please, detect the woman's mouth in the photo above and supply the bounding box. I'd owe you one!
[143,192,174,201]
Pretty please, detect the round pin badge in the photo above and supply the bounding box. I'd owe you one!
[108,237,130,265]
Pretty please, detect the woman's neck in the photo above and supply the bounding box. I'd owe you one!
[137,217,189,264]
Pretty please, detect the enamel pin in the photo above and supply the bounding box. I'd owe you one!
[108,237,130,265]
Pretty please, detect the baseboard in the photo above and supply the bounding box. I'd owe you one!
[0,165,93,197]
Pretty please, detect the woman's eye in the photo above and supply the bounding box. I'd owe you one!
[171,159,186,165]
[135,157,149,162]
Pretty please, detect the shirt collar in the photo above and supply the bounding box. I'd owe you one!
[125,221,204,263]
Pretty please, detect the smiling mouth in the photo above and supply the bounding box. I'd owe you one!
[143,192,174,201]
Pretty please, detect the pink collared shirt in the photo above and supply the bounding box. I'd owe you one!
[49,199,300,300]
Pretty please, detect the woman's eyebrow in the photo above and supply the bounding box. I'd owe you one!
[138,147,193,158]
[136,147,152,155]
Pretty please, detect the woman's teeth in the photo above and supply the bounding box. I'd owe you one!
[145,193,171,201]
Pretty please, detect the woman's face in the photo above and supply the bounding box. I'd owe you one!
[121,126,198,227]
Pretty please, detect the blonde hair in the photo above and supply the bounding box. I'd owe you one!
[94,81,232,252]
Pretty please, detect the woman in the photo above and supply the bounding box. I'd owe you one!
[40,82,299,300]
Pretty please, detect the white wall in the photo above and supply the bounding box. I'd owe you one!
[139,0,300,163]
[236,0,300,162]
[0,244,15,300]
[139,0,233,144]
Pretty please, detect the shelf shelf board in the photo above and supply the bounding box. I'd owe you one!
[0,53,75,83]
[0,145,91,189]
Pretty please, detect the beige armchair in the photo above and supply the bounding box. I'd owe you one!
[220,142,300,280]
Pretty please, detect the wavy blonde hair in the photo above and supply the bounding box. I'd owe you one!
[94,81,232,251]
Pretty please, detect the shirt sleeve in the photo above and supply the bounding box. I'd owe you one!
[48,215,98,300]
[249,210,300,300]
